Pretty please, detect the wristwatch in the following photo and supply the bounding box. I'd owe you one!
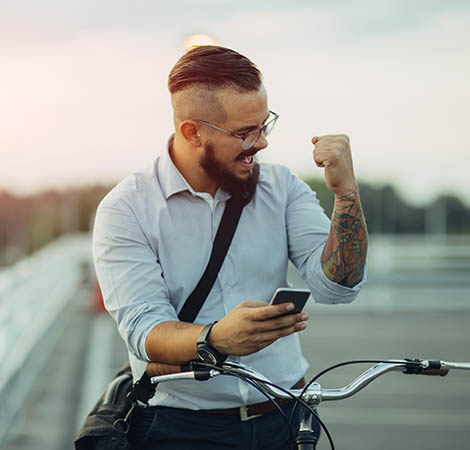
[196,322,227,365]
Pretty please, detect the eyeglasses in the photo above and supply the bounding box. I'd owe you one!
[195,110,279,150]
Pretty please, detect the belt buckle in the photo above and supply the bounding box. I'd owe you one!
[239,405,262,422]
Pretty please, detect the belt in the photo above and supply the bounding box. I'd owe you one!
[198,377,306,422]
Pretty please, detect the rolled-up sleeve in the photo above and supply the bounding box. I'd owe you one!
[285,172,366,304]
[92,196,178,361]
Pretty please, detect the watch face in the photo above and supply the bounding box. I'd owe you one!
[197,347,218,365]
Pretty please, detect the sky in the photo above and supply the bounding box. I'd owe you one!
[1,0,469,205]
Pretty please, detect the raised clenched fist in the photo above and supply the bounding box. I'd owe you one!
[312,134,357,197]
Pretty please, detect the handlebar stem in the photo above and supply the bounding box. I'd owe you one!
[298,392,319,432]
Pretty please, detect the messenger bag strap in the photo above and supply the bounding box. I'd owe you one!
[178,196,244,323]
[129,196,245,404]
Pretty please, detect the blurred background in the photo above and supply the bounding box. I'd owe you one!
[1,1,469,449]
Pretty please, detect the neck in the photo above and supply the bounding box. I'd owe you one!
[171,134,218,196]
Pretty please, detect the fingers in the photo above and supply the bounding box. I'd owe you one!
[212,301,309,357]
[262,311,309,332]
[260,321,308,343]
[246,321,308,353]
[250,301,295,320]
[312,135,350,156]
[312,135,330,168]
[312,134,352,169]
[276,311,309,331]
[312,134,350,145]
[239,300,269,308]
[253,309,309,331]
[313,151,326,168]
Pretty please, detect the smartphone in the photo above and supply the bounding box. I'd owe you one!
[269,288,310,314]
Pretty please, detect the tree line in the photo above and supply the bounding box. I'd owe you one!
[304,178,469,235]
[0,180,468,266]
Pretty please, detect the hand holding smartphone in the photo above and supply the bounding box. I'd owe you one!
[269,288,310,314]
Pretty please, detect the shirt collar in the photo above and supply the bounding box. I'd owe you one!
[158,135,230,202]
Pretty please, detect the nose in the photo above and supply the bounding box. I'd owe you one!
[252,130,268,151]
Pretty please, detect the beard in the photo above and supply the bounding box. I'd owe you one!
[199,141,259,204]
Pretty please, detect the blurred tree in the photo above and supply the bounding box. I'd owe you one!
[430,195,470,234]
[28,190,62,255]
[76,186,110,232]
[0,190,31,263]
[301,178,468,235]
[0,185,111,266]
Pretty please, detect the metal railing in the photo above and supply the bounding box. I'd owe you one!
[0,234,91,442]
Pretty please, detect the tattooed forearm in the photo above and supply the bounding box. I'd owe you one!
[321,190,368,287]
[174,322,197,330]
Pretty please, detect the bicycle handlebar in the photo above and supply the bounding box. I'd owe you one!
[149,358,469,450]
[149,358,470,405]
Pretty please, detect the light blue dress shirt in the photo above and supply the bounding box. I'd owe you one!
[92,141,366,409]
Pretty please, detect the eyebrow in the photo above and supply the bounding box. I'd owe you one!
[233,112,271,134]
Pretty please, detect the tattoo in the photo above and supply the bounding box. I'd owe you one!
[174,322,197,330]
[321,190,368,287]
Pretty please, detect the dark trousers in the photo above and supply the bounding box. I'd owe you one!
[129,402,321,450]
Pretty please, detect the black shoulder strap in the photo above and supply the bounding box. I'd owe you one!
[178,197,244,323]
[130,197,244,403]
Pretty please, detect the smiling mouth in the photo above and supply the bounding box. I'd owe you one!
[239,155,254,165]
[236,149,258,162]
[236,154,255,171]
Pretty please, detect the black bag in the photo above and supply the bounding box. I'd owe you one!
[75,364,134,450]
[74,197,244,449]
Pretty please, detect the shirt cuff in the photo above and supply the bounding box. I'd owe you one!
[120,305,178,362]
[309,259,367,305]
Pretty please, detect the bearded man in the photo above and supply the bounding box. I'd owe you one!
[92,45,368,449]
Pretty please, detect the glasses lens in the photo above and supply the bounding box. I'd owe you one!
[264,114,278,137]
[242,130,260,150]
[241,113,278,150]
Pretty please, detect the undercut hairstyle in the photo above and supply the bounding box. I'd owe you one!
[168,45,263,94]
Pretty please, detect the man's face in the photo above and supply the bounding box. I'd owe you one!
[198,86,269,199]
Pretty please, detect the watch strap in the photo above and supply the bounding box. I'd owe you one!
[197,322,218,345]
[196,321,226,364]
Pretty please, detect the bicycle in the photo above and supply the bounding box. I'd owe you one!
[150,358,470,450]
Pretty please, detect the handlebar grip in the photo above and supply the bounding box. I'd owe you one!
[421,360,449,376]
[420,367,449,376]
[404,359,449,376]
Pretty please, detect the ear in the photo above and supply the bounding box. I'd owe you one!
[180,120,202,148]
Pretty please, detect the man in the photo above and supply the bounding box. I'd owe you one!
[93,45,367,449]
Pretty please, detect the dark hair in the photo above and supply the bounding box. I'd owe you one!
[168,45,263,94]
